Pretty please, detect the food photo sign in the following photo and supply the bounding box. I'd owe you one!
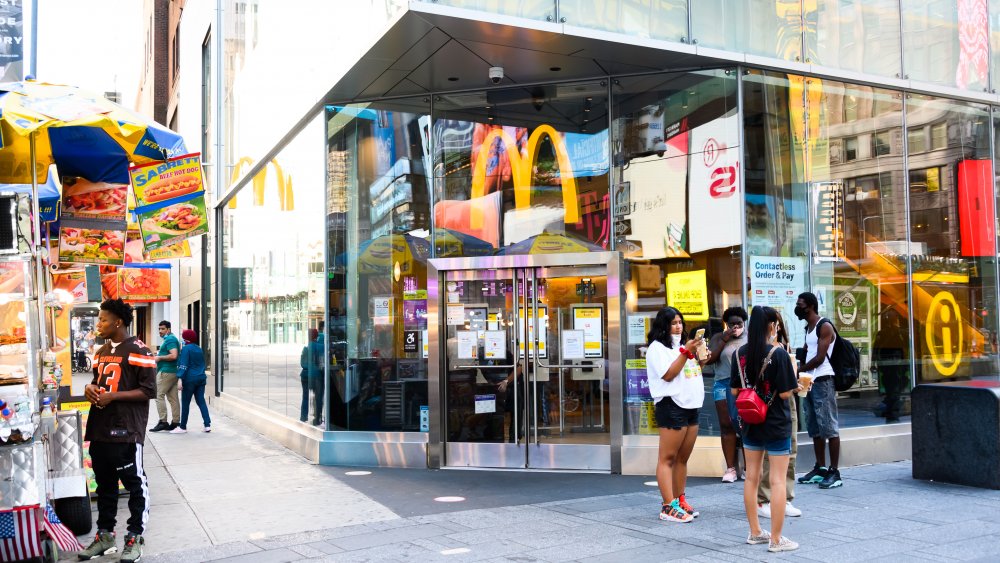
[58,222,127,265]
[117,264,171,303]
[58,176,129,266]
[129,153,209,252]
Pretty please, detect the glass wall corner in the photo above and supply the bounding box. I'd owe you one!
[326,98,433,432]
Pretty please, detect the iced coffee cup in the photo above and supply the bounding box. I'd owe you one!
[798,374,813,397]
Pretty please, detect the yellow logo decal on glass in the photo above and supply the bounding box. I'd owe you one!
[925,291,963,376]
[469,124,580,227]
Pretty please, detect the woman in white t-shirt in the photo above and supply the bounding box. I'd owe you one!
[645,306,709,523]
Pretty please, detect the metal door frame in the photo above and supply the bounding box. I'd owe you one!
[427,251,623,472]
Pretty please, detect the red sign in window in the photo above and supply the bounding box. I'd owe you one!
[957,159,996,257]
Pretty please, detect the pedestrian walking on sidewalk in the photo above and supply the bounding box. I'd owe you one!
[150,320,181,432]
[79,299,156,562]
[732,306,799,553]
[170,329,211,434]
[757,310,802,519]
[645,307,709,523]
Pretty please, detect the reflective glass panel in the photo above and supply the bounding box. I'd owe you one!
[804,0,902,78]
[559,0,688,43]
[415,0,556,21]
[807,80,911,425]
[433,82,611,254]
[907,95,998,382]
[220,115,327,421]
[326,98,432,431]
[692,0,803,61]
[612,69,745,440]
[901,0,989,90]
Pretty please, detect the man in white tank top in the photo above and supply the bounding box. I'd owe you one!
[792,292,843,490]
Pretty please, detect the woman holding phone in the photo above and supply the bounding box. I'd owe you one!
[731,306,800,552]
[645,307,711,523]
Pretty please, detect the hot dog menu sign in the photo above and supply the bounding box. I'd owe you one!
[129,153,209,252]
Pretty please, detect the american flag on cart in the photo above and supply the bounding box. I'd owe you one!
[0,506,41,560]
[44,504,83,551]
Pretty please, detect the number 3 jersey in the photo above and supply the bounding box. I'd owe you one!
[87,336,157,444]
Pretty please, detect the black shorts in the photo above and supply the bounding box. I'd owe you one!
[654,396,699,430]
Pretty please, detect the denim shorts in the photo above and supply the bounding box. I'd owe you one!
[712,377,739,426]
[654,396,699,430]
[803,376,840,439]
[742,434,792,456]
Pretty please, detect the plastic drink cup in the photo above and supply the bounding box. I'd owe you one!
[798,374,813,397]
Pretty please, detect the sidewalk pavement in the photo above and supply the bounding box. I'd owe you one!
[65,410,1000,562]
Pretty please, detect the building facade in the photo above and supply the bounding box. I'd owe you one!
[209,0,1000,474]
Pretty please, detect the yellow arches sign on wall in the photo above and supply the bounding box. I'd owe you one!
[469,124,581,228]
[227,156,295,211]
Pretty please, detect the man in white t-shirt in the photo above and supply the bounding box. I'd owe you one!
[793,292,842,490]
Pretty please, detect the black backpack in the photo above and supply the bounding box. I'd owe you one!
[818,318,860,392]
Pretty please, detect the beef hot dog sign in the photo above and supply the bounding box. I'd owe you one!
[129,153,209,252]
[129,153,204,207]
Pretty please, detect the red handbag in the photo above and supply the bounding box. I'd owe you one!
[736,346,778,425]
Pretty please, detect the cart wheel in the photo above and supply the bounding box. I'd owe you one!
[54,495,93,536]
[41,538,58,563]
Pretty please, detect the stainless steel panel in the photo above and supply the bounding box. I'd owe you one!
[606,254,623,474]
[321,439,428,468]
[0,442,45,509]
[48,410,82,473]
[427,259,443,468]
[527,444,611,471]
[446,442,526,469]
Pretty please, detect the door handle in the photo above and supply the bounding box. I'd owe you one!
[535,360,583,369]
[452,363,516,370]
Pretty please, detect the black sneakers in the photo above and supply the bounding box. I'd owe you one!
[819,468,843,489]
[149,421,170,432]
[797,465,827,484]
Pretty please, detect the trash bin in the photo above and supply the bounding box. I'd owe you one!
[911,381,1000,490]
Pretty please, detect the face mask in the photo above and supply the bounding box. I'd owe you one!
[793,305,807,320]
[671,334,682,347]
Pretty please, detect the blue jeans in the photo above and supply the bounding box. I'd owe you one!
[803,376,840,439]
[180,377,211,429]
[300,375,310,421]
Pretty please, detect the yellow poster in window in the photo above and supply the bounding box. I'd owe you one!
[666,270,709,321]
[926,168,940,192]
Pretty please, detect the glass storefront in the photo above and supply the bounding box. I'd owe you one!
[218,61,1000,469]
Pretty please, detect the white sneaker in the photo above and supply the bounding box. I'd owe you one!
[203,426,211,433]
[722,467,738,483]
[768,536,799,552]
[168,427,187,434]
[746,529,771,545]
[786,502,802,517]
[758,502,771,519]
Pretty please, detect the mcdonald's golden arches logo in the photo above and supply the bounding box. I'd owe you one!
[470,125,581,227]
[228,156,294,211]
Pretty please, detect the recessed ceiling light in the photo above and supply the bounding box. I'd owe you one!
[550,66,562,72]
[434,496,466,502]
[345,470,372,476]
[447,77,459,82]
